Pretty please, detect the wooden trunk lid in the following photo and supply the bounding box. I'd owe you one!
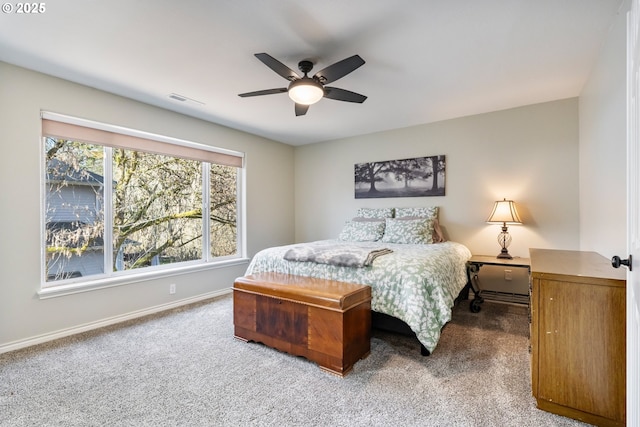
[233,273,371,312]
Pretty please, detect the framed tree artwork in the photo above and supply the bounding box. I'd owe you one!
[354,155,445,199]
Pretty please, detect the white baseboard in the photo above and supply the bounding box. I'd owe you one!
[0,288,232,355]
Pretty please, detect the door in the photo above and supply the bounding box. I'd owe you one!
[627,1,640,424]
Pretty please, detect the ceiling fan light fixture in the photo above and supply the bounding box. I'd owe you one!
[288,78,324,105]
[238,53,366,116]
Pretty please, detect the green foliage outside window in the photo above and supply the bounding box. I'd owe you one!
[44,138,239,283]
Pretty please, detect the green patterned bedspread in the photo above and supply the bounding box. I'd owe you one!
[244,240,472,353]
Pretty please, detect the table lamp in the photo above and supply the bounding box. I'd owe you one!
[486,198,522,259]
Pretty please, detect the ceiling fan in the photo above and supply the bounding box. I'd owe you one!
[238,53,367,116]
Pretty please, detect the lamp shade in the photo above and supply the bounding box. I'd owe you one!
[288,78,324,105]
[486,199,522,224]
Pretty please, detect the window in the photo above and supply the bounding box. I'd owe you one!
[42,113,244,289]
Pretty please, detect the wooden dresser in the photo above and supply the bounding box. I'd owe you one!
[529,249,626,427]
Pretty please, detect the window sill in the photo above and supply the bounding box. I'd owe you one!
[38,257,250,299]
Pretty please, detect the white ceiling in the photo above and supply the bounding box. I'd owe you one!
[0,0,624,146]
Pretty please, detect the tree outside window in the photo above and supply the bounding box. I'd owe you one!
[44,136,240,285]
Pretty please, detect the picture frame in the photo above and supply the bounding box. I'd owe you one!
[354,155,445,199]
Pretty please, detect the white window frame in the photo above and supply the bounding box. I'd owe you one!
[39,112,247,298]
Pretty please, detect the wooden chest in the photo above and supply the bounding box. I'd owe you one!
[233,272,371,376]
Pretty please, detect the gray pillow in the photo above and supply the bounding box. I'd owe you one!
[381,218,434,244]
[355,207,394,219]
[338,220,385,241]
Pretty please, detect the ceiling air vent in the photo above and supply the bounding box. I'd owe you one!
[168,93,205,106]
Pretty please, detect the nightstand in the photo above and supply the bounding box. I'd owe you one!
[466,255,531,312]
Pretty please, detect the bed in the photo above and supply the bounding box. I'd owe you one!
[243,207,472,354]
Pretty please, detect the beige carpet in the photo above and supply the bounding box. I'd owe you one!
[0,294,590,426]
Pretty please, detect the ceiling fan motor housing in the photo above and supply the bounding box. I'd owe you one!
[298,60,314,75]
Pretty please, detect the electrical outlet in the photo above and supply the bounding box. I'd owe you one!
[504,269,513,281]
[169,284,176,294]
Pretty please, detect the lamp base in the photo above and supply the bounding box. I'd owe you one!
[497,249,513,260]
[496,227,513,259]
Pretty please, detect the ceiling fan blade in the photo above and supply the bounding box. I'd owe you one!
[238,88,288,97]
[255,53,301,81]
[295,103,309,116]
[313,55,365,85]
[323,87,367,103]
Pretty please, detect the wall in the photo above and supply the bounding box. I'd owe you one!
[0,62,295,351]
[578,1,628,258]
[294,98,580,259]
